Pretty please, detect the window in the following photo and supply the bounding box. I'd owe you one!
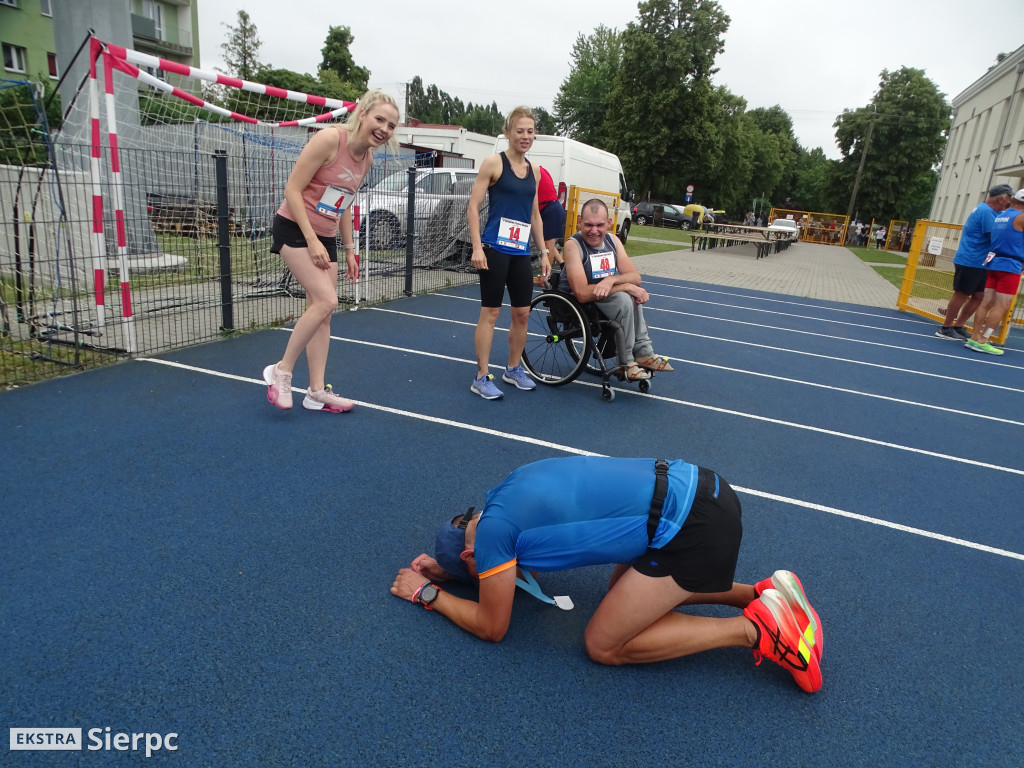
[47,52,57,79]
[40,0,51,15]
[142,0,164,40]
[2,43,27,73]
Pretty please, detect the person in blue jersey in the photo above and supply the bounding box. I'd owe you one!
[390,456,824,693]
[465,106,551,400]
[559,199,672,381]
[966,188,1024,356]
[935,184,1012,340]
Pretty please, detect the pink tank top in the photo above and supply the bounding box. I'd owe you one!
[278,127,372,237]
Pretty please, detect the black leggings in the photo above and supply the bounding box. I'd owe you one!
[478,246,533,308]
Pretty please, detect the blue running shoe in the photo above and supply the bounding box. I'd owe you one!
[471,373,504,400]
[502,364,536,391]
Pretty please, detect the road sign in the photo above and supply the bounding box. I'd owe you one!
[686,185,694,193]
[685,193,692,202]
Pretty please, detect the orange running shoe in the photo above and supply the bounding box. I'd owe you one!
[743,588,822,693]
[755,570,823,661]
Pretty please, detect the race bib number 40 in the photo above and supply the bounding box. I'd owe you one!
[497,217,531,251]
[315,185,356,218]
[589,250,617,280]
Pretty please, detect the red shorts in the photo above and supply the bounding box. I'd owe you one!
[985,270,1022,295]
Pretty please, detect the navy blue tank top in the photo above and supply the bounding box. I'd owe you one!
[482,152,535,256]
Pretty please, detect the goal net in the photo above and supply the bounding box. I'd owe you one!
[2,36,482,369]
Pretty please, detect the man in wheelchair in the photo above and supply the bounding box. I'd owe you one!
[557,199,673,381]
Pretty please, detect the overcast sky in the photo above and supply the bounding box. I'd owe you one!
[196,0,1023,159]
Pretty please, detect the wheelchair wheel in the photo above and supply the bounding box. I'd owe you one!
[522,292,590,386]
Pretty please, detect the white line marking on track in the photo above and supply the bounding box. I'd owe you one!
[645,291,944,341]
[646,305,1022,369]
[139,356,1024,562]
[374,303,1023,399]
[293,324,1024,477]
[641,281,900,320]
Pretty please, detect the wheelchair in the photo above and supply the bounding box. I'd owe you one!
[521,277,653,402]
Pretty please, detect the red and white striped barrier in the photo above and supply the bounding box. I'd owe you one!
[85,36,357,351]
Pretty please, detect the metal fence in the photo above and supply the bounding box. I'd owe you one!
[0,140,484,388]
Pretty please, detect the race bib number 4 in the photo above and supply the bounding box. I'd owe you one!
[497,217,531,251]
[589,250,617,280]
[315,185,356,218]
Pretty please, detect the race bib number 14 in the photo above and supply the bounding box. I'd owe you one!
[497,217,531,251]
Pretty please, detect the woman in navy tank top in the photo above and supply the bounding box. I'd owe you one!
[466,107,551,400]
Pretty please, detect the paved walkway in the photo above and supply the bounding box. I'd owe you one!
[629,237,901,309]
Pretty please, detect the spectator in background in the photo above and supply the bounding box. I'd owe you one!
[874,225,887,250]
[537,165,566,268]
[965,187,1024,355]
[934,184,1011,341]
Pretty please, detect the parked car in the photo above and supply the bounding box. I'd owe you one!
[631,201,686,228]
[767,218,800,238]
[360,167,478,249]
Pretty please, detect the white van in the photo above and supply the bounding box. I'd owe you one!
[493,134,634,243]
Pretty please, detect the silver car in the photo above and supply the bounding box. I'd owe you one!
[359,167,478,250]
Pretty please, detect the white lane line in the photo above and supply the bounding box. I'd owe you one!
[641,281,902,320]
[140,357,602,457]
[647,305,1022,369]
[294,326,1024,477]
[372,303,1023,396]
[674,357,1024,428]
[649,325,1023,393]
[139,356,1024,562]
[646,291,939,340]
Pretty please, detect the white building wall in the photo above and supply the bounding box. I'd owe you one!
[931,45,1024,225]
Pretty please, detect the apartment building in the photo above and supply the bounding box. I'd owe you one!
[931,45,1024,223]
[1,0,200,83]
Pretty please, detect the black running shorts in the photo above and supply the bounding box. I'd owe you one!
[631,468,743,593]
[270,214,339,263]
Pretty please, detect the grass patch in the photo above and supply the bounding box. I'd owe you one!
[628,224,694,245]
[872,264,953,300]
[1,338,119,389]
[625,239,687,258]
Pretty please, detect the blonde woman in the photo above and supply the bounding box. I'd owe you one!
[466,106,550,400]
[262,89,399,413]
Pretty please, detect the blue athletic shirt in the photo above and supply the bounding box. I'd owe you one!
[481,152,535,256]
[953,202,998,268]
[987,209,1024,274]
[473,457,700,579]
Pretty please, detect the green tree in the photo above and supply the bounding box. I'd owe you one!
[553,25,622,148]
[604,0,730,201]
[791,147,834,213]
[220,10,264,81]
[830,67,949,222]
[747,105,798,203]
[531,106,555,135]
[699,86,754,211]
[461,101,503,134]
[319,26,369,95]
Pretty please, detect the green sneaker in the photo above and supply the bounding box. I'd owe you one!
[965,339,1004,356]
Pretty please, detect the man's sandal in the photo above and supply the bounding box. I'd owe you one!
[636,353,674,372]
[624,362,651,381]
